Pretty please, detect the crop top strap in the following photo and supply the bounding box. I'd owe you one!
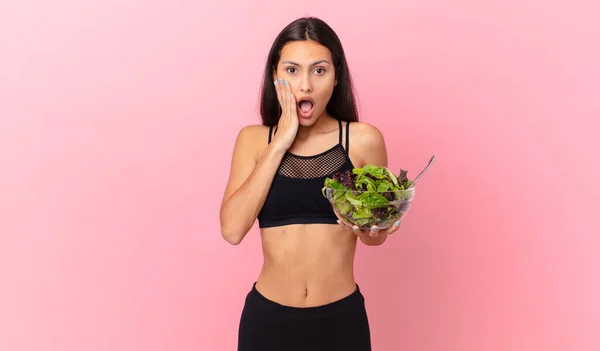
[345,120,350,152]
[337,119,350,151]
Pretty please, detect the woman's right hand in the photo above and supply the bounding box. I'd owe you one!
[271,77,299,151]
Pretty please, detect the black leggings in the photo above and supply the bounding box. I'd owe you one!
[237,282,372,351]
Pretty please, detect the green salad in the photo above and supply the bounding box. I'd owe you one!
[322,165,413,227]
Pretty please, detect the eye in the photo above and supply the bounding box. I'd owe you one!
[286,67,297,74]
[314,68,325,75]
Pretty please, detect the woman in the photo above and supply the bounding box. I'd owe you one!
[220,16,401,351]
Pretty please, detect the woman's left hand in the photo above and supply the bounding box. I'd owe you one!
[336,219,402,245]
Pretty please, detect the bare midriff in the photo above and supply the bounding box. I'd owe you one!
[255,223,359,307]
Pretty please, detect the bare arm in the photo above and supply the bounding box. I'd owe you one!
[350,122,388,169]
[220,78,298,245]
[349,123,392,246]
[219,126,287,245]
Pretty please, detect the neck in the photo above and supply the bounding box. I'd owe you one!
[295,113,336,141]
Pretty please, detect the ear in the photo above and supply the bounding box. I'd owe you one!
[334,79,338,86]
[272,65,277,81]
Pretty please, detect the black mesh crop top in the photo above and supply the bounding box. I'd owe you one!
[257,119,355,228]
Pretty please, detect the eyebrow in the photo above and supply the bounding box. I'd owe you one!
[281,60,331,66]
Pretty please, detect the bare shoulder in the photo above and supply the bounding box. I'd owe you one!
[221,124,271,206]
[235,124,270,141]
[233,124,271,160]
[349,122,385,145]
[347,121,388,168]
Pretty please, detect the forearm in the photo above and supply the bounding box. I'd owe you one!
[220,142,286,244]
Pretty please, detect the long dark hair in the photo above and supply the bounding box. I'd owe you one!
[259,17,359,126]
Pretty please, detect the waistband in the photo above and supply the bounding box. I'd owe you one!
[246,282,365,319]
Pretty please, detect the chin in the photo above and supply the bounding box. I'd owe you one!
[298,117,317,126]
[297,109,323,126]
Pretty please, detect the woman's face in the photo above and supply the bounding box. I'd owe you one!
[273,40,338,126]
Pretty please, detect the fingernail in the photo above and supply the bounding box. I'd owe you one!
[395,220,401,227]
[283,80,287,86]
[278,78,282,82]
[371,226,377,231]
[274,80,277,86]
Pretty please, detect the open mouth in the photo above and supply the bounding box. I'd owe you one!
[297,97,315,118]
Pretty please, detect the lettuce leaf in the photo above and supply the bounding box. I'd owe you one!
[323,164,412,227]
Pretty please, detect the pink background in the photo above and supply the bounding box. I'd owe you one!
[1,0,598,350]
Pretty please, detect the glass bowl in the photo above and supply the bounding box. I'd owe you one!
[322,186,415,230]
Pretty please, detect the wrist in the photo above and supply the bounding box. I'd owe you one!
[268,140,290,156]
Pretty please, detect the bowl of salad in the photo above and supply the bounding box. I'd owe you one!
[322,165,416,230]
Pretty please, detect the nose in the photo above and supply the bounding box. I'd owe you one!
[299,74,312,93]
